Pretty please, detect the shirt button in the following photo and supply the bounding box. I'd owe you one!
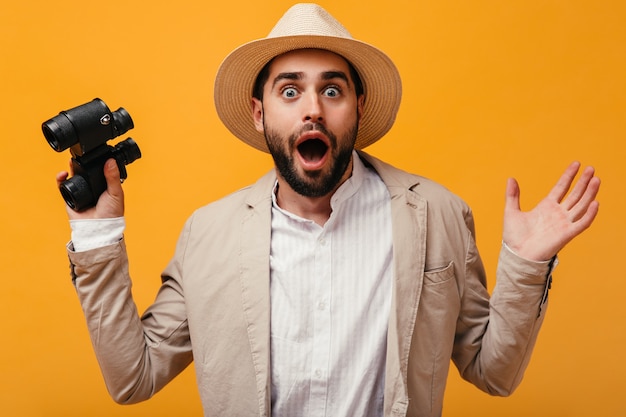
[315,369,322,378]
[318,237,326,246]
[318,301,326,310]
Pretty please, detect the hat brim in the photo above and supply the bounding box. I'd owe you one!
[214,35,402,153]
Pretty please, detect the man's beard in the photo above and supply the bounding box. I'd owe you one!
[265,122,357,198]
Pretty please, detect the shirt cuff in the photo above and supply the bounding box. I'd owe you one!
[502,241,559,277]
[69,217,125,252]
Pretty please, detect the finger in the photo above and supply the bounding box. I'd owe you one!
[568,176,601,222]
[55,171,69,187]
[504,177,521,212]
[561,166,596,210]
[572,200,600,234]
[547,161,581,202]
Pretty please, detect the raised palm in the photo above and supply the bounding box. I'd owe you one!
[502,162,601,262]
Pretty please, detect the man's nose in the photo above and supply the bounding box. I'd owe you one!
[302,93,323,123]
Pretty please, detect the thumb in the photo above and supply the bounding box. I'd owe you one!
[103,159,123,198]
[505,177,521,213]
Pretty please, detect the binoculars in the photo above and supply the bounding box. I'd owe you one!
[42,98,141,211]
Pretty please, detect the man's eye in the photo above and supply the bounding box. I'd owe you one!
[324,87,340,97]
[282,87,297,98]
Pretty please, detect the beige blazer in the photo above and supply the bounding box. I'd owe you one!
[69,151,552,417]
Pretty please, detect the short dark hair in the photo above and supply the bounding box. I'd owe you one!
[252,52,364,101]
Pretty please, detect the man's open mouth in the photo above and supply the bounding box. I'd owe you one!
[297,138,329,163]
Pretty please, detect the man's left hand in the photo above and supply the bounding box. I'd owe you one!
[502,161,601,262]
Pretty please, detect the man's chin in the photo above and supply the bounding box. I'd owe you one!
[287,175,337,198]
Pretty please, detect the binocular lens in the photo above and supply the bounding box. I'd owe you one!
[59,175,93,211]
[114,138,142,164]
[42,114,78,152]
[112,107,134,136]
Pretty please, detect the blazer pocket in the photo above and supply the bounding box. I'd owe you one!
[423,261,455,285]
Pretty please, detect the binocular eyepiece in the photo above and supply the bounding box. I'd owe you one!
[42,98,142,211]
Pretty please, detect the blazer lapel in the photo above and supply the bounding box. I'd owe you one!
[239,170,276,416]
[358,152,428,415]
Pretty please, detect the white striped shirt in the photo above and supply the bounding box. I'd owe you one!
[270,152,394,417]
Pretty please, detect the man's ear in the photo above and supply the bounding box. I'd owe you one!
[251,98,264,133]
[357,94,365,125]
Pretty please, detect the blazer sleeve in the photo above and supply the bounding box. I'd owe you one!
[452,224,554,396]
[68,231,193,404]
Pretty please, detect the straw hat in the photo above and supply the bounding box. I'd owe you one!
[214,3,402,153]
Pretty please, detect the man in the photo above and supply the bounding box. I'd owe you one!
[56,4,600,417]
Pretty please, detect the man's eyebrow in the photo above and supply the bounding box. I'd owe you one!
[272,72,302,88]
[321,71,349,83]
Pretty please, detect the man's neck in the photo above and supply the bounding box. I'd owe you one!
[274,159,354,227]
[275,184,333,226]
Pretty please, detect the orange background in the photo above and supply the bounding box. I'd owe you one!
[1,1,624,416]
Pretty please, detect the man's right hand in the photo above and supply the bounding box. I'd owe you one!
[56,158,125,220]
